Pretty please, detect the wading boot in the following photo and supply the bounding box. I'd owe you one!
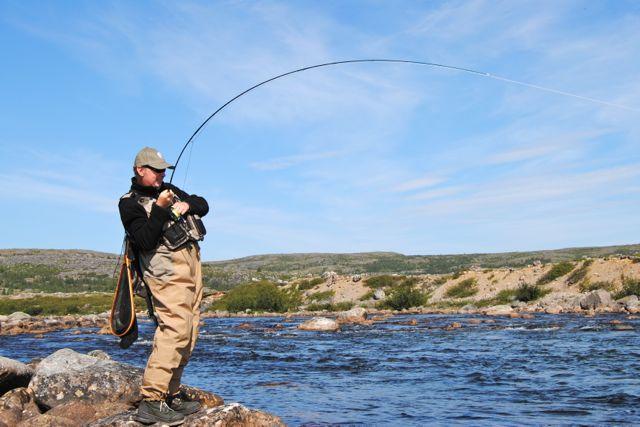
[134,400,185,426]
[168,391,202,415]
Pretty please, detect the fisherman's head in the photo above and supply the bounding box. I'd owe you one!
[133,146,174,188]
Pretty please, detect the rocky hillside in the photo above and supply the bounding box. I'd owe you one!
[1,244,639,292]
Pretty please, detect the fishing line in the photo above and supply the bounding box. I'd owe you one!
[169,58,638,183]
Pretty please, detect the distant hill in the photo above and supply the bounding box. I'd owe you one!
[1,244,639,292]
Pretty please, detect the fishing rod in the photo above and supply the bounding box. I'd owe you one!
[169,58,638,183]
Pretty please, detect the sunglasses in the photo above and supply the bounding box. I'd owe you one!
[144,165,166,174]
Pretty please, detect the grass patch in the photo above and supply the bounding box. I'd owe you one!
[306,301,354,312]
[0,263,116,293]
[431,275,451,287]
[213,280,301,313]
[297,277,324,291]
[365,275,405,289]
[0,293,118,316]
[614,277,640,299]
[359,290,375,301]
[445,278,478,299]
[536,262,575,285]
[579,279,615,293]
[306,290,335,302]
[514,283,550,302]
[566,260,593,285]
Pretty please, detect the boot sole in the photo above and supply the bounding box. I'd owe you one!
[133,414,185,426]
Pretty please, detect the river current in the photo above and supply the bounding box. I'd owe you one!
[1,314,639,425]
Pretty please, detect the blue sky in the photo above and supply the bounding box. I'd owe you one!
[1,0,639,260]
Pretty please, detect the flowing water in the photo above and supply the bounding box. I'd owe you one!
[2,314,639,425]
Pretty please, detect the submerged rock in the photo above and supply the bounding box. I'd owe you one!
[298,317,340,331]
[0,356,34,395]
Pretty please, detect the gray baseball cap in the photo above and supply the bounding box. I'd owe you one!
[134,147,174,169]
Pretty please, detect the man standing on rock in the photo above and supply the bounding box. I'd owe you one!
[119,147,209,425]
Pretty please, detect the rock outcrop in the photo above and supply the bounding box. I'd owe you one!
[0,349,281,426]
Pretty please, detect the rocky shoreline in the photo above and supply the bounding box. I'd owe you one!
[0,288,638,338]
[0,348,283,426]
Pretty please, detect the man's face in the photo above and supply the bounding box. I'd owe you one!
[135,166,165,188]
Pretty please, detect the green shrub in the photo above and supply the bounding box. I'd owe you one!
[579,279,615,293]
[0,263,116,293]
[365,275,404,289]
[384,283,428,310]
[614,277,640,299]
[306,301,354,312]
[218,280,301,313]
[297,277,324,291]
[445,278,478,298]
[306,290,335,302]
[493,289,517,304]
[566,260,592,285]
[451,270,465,280]
[536,262,575,285]
[514,283,550,302]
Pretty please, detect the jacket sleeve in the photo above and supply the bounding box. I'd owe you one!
[118,197,172,251]
[167,184,210,217]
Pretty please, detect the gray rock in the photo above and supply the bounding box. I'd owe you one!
[90,403,285,427]
[7,312,31,321]
[29,348,143,410]
[460,304,478,312]
[373,289,386,300]
[297,317,340,332]
[580,290,614,310]
[0,315,8,323]
[0,356,35,395]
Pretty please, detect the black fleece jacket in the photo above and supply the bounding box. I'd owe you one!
[118,178,209,251]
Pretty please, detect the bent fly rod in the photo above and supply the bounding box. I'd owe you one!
[169,58,638,183]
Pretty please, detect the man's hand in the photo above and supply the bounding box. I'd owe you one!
[172,201,190,215]
[156,190,175,208]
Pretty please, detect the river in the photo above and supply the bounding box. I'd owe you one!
[1,314,639,425]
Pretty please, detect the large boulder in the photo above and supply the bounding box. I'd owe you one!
[298,317,340,331]
[0,388,41,426]
[373,289,386,300]
[28,348,143,410]
[7,312,31,322]
[336,307,368,324]
[580,290,614,310]
[90,402,285,426]
[0,356,34,395]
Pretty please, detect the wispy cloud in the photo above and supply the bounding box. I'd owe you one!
[250,150,342,171]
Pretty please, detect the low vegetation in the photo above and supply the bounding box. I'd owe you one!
[212,280,301,313]
[306,290,335,302]
[476,283,550,307]
[579,279,615,293]
[0,263,115,293]
[445,278,478,299]
[365,275,405,289]
[306,301,354,312]
[536,262,575,285]
[382,283,428,310]
[614,277,640,299]
[566,260,593,285]
[297,277,324,291]
[0,294,119,316]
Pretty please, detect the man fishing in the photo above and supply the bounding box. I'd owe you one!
[118,146,209,425]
